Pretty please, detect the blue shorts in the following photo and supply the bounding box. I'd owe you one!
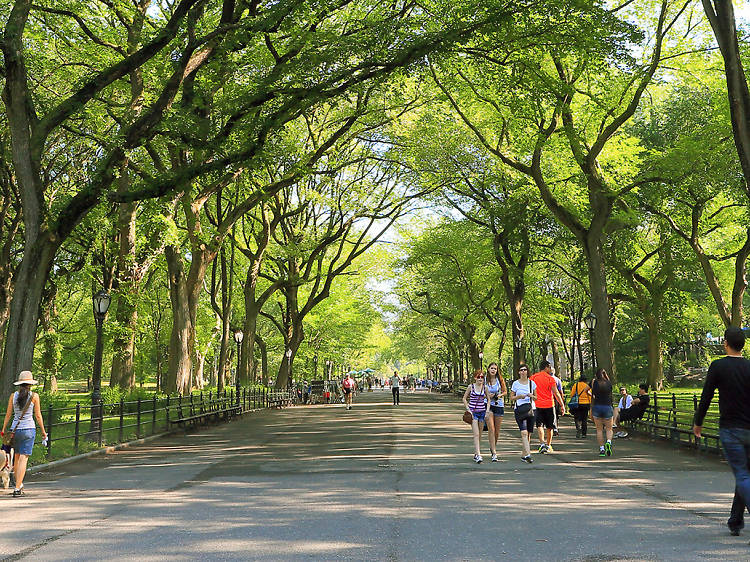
[472,410,486,422]
[592,404,613,419]
[13,428,35,456]
[490,405,504,417]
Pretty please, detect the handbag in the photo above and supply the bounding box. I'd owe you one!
[515,402,533,417]
[2,394,33,452]
[568,383,581,409]
[463,410,473,424]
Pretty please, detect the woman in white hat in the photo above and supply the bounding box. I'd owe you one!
[1,371,47,496]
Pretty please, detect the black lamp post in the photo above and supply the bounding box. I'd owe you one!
[286,348,293,388]
[478,351,484,370]
[234,329,243,405]
[326,360,332,379]
[313,355,318,379]
[584,311,598,375]
[91,289,111,434]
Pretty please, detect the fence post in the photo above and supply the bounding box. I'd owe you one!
[671,393,678,442]
[136,397,142,439]
[653,393,659,428]
[46,403,53,457]
[200,391,204,414]
[152,395,157,435]
[165,395,171,429]
[190,393,194,417]
[119,398,125,443]
[74,402,81,455]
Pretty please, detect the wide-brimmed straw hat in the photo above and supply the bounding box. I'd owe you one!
[13,371,38,386]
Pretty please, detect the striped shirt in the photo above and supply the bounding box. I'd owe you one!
[468,384,486,412]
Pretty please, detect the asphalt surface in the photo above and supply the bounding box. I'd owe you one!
[0,389,745,561]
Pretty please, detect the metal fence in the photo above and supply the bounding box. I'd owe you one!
[40,387,296,460]
[625,392,722,454]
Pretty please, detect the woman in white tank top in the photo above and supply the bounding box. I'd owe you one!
[1,371,47,496]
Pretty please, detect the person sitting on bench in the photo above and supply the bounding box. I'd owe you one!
[613,383,650,438]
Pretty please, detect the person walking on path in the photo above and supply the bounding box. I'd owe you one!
[569,375,592,438]
[530,361,565,453]
[693,326,750,537]
[390,371,401,406]
[1,371,47,497]
[510,364,537,464]
[591,368,614,457]
[463,370,491,463]
[342,374,356,410]
[485,362,507,462]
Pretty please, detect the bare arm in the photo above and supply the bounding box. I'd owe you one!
[1,395,13,434]
[462,386,471,410]
[33,394,47,438]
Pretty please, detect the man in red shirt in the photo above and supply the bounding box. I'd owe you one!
[530,361,565,453]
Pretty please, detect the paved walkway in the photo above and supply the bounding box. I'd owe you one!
[0,390,745,561]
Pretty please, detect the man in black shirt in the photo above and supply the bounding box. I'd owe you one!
[693,326,750,537]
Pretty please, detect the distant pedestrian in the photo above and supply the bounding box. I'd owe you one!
[530,361,565,454]
[569,375,592,438]
[510,364,537,464]
[342,374,356,410]
[390,371,401,405]
[1,371,47,497]
[485,362,507,462]
[693,326,750,537]
[463,370,491,463]
[591,368,614,457]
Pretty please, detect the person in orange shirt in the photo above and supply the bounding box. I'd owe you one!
[530,361,565,453]
[569,375,593,438]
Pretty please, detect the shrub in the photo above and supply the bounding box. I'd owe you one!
[36,391,71,425]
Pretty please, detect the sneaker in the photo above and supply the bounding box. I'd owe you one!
[545,445,554,453]
[12,487,23,497]
[615,431,629,439]
[491,454,498,462]
[474,454,482,464]
[553,429,559,436]
[538,444,547,454]
[522,455,533,464]
[605,442,612,456]
[576,430,581,439]
[599,448,606,457]
[730,527,741,536]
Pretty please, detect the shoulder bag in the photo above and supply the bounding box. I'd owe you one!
[2,393,33,452]
[568,383,581,409]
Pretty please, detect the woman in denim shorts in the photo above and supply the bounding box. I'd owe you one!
[590,368,614,457]
[1,371,47,497]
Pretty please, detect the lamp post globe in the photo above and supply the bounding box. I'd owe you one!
[90,289,111,437]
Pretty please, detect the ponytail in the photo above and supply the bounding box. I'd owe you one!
[15,384,30,409]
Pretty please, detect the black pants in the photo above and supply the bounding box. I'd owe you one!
[572,405,590,436]
[392,387,399,405]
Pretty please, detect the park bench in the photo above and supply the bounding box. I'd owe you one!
[169,402,242,429]
[624,402,722,454]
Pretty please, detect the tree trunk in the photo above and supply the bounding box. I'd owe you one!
[256,333,269,386]
[582,233,616,382]
[165,246,193,395]
[645,313,664,390]
[0,237,57,395]
[39,284,59,392]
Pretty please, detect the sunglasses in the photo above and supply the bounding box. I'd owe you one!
[519,367,528,371]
